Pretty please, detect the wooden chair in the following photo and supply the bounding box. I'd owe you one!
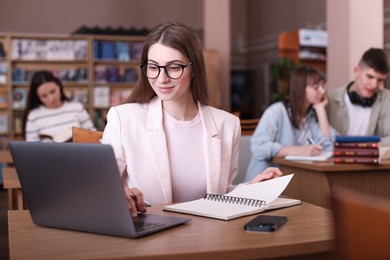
[72,127,103,143]
[240,118,260,135]
[331,186,390,260]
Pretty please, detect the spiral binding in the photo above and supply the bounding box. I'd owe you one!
[204,193,266,207]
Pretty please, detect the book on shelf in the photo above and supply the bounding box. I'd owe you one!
[163,174,301,221]
[130,42,143,60]
[285,151,333,162]
[333,148,379,157]
[334,142,379,149]
[0,112,8,133]
[100,41,116,60]
[333,157,379,165]
[12,88,27,109]
[115,42,130,61]
[106,66,120,82]
[335,135,381,143]
[0,62,7,84]
[93,86,110,108]
[110,88,132,106]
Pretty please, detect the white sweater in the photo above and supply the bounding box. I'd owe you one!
[25,101,95,142]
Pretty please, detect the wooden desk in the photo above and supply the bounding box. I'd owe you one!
[0,149,13,164]
[274,157,390,208]
[2,167,23,210]
[8,203,333,260]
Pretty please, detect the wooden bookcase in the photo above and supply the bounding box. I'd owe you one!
[0,34,10,146]
[0,33,146,140]
[0,33,221,140]
[278,29,327,72]
[91,35,145,130]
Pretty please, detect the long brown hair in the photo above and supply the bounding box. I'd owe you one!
[124,21,209,105]
[286,65,324,129]
[22,70,69,136]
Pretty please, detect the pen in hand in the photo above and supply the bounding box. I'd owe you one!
[308,138,315,145]
[129,193,152,207]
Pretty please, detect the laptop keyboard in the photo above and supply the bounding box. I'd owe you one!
[133,220,165,232]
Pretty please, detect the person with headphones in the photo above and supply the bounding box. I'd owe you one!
[326,48,390,146]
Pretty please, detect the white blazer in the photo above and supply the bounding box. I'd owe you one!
[102,97,241,204]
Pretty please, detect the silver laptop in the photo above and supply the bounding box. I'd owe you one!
[9,141,190,238]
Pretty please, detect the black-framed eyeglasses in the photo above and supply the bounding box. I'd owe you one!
[140,62,192,79]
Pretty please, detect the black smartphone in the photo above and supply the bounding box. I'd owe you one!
[244,215,287,232]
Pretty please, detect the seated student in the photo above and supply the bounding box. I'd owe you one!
[245,65,335,181]
[23,70,95,142]
[101,21,283,217]
[326,48,390,146]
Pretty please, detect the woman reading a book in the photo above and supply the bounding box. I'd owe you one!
[23,70,95,142]
[245,65,335,181]
[101,21,282,217]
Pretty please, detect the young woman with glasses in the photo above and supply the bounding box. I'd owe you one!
[102,21,282,217]
[245,65,335,181]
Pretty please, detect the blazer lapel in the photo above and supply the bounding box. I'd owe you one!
[146,98,173,203]
[199,105,222,194]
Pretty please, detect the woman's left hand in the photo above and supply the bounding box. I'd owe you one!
[248,167,283,184]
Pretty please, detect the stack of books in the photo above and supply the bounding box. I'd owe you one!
[333,135,381,164]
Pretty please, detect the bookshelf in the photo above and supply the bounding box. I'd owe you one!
[0,33,146,140]
[91,35,144,130]
[0,35,9,140]
[278,29,327,72]
[9,34,91,139]
[0,33,221,140]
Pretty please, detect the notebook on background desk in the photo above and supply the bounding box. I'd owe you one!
[9,141,190,238]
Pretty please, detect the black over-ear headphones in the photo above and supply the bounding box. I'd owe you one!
[347,82,377,107]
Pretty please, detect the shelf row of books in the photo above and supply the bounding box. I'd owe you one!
[94,65,138,83]
[333,135,380,164]
[12,68,88,83]
[93,86,132,108]
[12,39,88,60]
[0,62,7,84]
[93,40,143,61]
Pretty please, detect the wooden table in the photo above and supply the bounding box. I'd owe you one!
[274,157,390,208]
[2,167,23,210]
[0,149,13,164]
[8,203,333,260]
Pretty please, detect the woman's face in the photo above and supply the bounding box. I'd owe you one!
[305,80,326,105]
[146,43,192,103]
[36,82,62,108]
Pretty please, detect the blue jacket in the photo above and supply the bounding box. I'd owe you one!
[245,102,334,181]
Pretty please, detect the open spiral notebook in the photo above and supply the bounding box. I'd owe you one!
[163,174,301,220]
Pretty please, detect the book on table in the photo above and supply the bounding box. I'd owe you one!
[335,135,381,143]
[333,148,379,157]
[163,174,301,220]
[333,157,379,165]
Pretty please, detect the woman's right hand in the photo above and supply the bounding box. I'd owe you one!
[300,144,323,156]
[124,186,147,217]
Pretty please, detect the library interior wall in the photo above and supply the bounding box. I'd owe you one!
[0,0,203,34]
[4,0,386,118]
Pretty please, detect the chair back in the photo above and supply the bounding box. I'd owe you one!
[331,186,390,260]
[240,118,260,135]
[72,127,103,143]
